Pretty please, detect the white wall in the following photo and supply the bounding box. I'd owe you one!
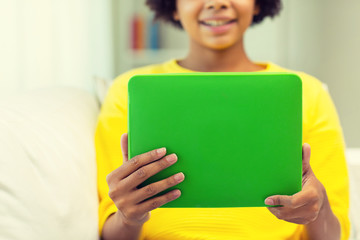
[0,0,114,100]
[246,0,360,147]
[285,0,360,148]
[245,0,290,66]
[313,0,360,148]
[1,0,358,147]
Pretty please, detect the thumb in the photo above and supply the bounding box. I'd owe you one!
[121,133,129,162]
[302,143,312,176]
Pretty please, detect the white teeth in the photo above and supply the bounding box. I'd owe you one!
[203,20,230,27]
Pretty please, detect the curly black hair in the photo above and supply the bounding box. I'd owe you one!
[146,0,282,29]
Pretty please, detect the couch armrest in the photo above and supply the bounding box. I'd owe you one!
[0,87,100,240]
[346,148,360,240]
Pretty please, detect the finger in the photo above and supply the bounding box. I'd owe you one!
[266,205,282,219]
[131,172,185,204]
[267,203,316,224]
[121,133,129,162]
[137,189,181,212]
[266,205,307,224]
[285,217,310,225]
[266,186,316,209]
[302,143,312,176]
[107,147,167,183]
[123,153,178,189]
[265,195,292,207]
[266,202,306,218]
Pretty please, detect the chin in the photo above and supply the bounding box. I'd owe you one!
[202,35,241,51]
[206,41,236,51]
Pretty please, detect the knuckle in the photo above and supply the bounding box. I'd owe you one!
[116,198,126,208]
[108,183,125,200]
[106,172,113,184]
[166,192,175,202]
[312,203,320,213]
[145,185,156,195]
[129,156,140,167]
[151,149,158,158]
[136,168,147,178]
[157,159,167,169]
[310,207,319,219]
[273,198,280,206]
[151,200,160,209]
[277,212,286,220]
[108,188,118,200]
[108,190,115,200]
[309,189,318,199]
[167,176,176,186]
[108,185,122,200]
[288,199,294,208]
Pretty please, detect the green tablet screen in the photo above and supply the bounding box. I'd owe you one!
[128,73,302,208]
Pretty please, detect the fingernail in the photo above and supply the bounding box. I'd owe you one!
[166,154,177,164]
[174,172,184,182]
[265,198,274,206]
[157,147,166,155]
[173,189,181,198]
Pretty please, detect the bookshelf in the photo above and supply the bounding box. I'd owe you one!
[113,0,188,75]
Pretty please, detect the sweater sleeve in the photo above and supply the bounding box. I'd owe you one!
[95,75,129,235]
[94,63,168,237]
[302,82,350,240]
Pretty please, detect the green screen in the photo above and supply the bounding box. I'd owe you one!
[128,73,302,208]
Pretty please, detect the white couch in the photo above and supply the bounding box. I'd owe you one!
[0,87,358,239]
[348,149,360,240]
[0,87,99,240]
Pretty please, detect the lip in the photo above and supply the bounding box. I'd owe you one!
[200,16,236,21]
[199,18,237,34]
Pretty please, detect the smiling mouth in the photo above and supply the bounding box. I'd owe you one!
[200,19,237,27]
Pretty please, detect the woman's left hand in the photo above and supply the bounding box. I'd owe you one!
[265,143,327,225]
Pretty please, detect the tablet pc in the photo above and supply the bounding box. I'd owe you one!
[128,72,302,208]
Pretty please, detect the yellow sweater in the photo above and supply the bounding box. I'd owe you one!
[95,60,350,240]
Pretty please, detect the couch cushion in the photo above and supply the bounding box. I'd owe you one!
[0,87,100,240]
[347,149,360,240]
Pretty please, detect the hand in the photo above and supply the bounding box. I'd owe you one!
[265,143,327,225]
[106,133,185,227]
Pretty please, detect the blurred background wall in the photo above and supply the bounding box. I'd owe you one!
[0,0,114,98]
[0,0,359,147]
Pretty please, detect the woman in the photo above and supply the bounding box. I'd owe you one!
[95,0,350,239]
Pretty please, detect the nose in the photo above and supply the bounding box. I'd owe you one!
[204,0,230,10]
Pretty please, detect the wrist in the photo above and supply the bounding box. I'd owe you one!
[318,188,333,221]
[305,191,340,240]
[311,180,329,221]
[115,211,145,229]
[102,212,144,240]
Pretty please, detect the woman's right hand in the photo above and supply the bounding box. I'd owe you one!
[106,133,185,227]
